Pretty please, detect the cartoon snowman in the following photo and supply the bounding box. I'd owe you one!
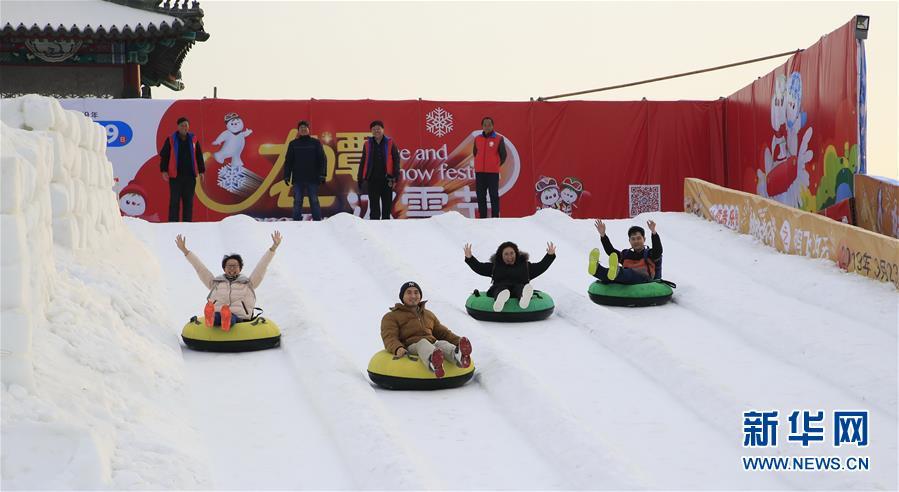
[559,177,583,216]
[118,184,160,221]
[535,176,560,211]
[212,112,253,169]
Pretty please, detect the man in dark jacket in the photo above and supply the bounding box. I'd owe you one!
[589,219,663,284]
[357,120,401,220]
[283,120,327,221]
[159,117,205,222]
[464,241,556,311]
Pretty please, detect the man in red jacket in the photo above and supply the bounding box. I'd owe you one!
[471,116,507,218]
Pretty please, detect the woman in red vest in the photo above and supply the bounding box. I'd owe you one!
[472,116,507,218]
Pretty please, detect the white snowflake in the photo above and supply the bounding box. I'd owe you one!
[425,107,454,137]
[217,163,247,193]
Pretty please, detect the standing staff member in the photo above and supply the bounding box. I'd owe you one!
[357,120,401,220]
[472,116,507,218]
[160,117,205,222]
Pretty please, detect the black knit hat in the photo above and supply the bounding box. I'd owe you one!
[399,281,422,301]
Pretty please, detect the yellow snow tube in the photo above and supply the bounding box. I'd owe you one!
[367,350,475,390]
[181,316,281,352]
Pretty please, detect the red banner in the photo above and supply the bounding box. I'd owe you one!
[119,99,724,221]
[723,19,862,213]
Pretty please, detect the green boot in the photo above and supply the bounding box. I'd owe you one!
[587,248,600,276]
[607,252,619,281]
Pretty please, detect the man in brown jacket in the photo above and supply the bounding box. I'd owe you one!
[381,281,472,378]
[176,231,281,331]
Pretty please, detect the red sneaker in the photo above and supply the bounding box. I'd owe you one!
[204,301,214,327]
[457,337,472,368]
[429,349,445,378]
[221,304,232,332]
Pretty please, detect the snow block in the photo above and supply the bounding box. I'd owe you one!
[52,216,77,250]
[1,214,28,268]
[0,262,27,309]
[1,155,24,214]
[94,121,106,152]
[79,117,95,150]
[21,94,56,131]
[50,183,72,217]
[62,138,77,171]
[51,103,69,135]
[0,99,25,129]
[39,131,66,179]
[73,180,87,215]
[64,110,81,145]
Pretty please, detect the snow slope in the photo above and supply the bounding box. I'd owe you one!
[2,96,896,490]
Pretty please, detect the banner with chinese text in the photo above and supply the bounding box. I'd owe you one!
[684,178,899,288]
[854,174,899,239]
[61,98,724,221]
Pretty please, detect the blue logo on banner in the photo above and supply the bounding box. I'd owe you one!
[97,121,133,147]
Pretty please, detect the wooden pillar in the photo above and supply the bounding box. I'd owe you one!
[122,63,141,98]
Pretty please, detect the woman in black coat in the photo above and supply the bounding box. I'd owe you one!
[464,241,556,312]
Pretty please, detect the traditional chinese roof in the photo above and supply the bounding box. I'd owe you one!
[1,0,207,40]
[0,0,209,91]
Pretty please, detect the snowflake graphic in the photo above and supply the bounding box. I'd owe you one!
[425,107,454,137]
[217,163,247,193]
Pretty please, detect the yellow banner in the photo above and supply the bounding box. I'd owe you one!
[684,178,899,289]
[854,174,899,239]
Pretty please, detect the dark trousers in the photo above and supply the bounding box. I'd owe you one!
[213,311,240,327]
[168,176,196,222]
[475,172,500,218]
[593,265,652,285]
[367,179,393,220]
[487,283,524,298]
[292,181,322,221]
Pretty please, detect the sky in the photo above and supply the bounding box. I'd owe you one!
[167,1,897,179]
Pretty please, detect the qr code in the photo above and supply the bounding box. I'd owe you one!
[629,185,661,217]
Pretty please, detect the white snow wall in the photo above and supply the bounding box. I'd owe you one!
[1,95,210,488]
[1,95,118,387]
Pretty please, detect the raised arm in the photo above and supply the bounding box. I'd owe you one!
[528,242,557,279]
[595,219,619,256]
[249,231,281,288]
[647,220,662,259]
[463,243,493,278]
[176,234,214,289]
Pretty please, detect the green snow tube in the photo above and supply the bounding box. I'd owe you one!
[181,316,281,352]
[588,281,673,307]
[465,290,554,322]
